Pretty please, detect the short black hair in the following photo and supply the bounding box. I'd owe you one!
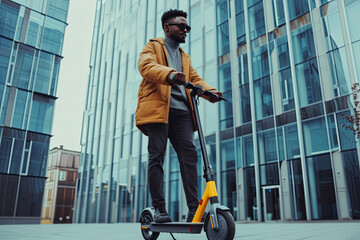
[161,9,187,30]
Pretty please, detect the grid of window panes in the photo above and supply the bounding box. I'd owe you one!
[0,0,69,223]
[75,0,360,224]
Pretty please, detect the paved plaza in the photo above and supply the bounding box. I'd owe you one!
[0,221,360,240]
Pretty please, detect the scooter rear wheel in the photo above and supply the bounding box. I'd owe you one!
[204,210,235,240]
[140,211,160,240]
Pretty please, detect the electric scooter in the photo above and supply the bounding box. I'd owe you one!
[139,82,235,240]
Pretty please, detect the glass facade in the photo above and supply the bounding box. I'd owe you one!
[0,0,69,224]
[75,0,360,223]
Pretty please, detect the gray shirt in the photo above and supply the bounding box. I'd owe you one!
[164,37,189,112]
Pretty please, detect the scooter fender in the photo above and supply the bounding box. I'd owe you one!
[205,203,230,232]
[139,207,155,223]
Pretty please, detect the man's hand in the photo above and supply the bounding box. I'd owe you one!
[168,72,186,85]
[209,90,223,103]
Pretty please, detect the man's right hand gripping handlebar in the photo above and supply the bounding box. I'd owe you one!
[168,72,226,103]
[168,72,186,85]
[185,82,227,103]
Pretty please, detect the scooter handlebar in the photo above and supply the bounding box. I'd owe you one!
[184,82,227,101]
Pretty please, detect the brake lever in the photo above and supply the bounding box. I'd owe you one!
[203,90,227,101]
[184,82,227,101]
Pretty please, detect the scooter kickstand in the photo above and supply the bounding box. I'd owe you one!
[170,232,176,240]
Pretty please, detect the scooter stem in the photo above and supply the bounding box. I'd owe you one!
[190,90,215,182]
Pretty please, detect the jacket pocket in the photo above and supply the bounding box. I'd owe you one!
[139,82,157,100]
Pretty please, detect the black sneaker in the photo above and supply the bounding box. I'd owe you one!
[154,205,172,223]
[187,208,207,222]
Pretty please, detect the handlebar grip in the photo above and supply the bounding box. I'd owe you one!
[184,81,197,89]
[184,82,227,101]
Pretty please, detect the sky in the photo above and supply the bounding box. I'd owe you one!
[49,0,97,151]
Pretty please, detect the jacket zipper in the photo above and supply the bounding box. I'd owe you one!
[162,42,171,123]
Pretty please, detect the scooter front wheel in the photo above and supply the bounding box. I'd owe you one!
[204,210,235,240]
[140,211,160,240]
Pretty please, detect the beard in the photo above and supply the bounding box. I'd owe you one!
[178,36,186,43]
[169,33,186,43]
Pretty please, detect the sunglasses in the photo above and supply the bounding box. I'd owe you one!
[167,22,191,32]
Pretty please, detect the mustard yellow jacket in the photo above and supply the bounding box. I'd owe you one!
[136,38,216,135]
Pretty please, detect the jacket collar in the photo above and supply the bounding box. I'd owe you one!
[150,37,184,54]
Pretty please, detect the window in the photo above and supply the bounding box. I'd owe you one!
[243,167,256,220]
[277,36,290,69]
[273,0,285,26]
[59,170,66,181]
[288,0,309,21]
[235,0,245,45]
[0,174,18,216]
[327,114,338,151]
[13,0,44,12]
[257,129,277,164]
[16,176,46,217]
[9,137,24,174]
[336,111,356,151]
[35,51,53,95]
[0,37,12,82]
[217,21,230,56]
[220,139,236,218]
[243,135,254,167]
[50,170,54,181]
[321,2,344,51]
[285,124,300,159]
[216,0,230,56]
[306,154,337,219]
[287,159,306,220]
[11,89,27,129]
[260,163,279,186]
[240,84,251,123]
[277,128,285,161]
[0,87,10,124]
[292,26,316,65]
[42,17,66,55]
[12,44,36,90]
[26,11,44,48]
[50,56,61,96]
[48,188,53,200]
[0,136,12,173]
[218,63,233,130]
[221,139,235,170]
[345,0,360,42]
[28,139,49,177]
[342,150,360,219]
[254,77,273,120]
[280,68,295,111]
[0,0,19,39]
[29,93,54,134]
[303,117,329,156]
[47,0,69,22]
[248,1,265,40]
[252,45,269,80]
[295,59,322,107]
[238,53,249,85]
[327,47,351,96]
[21,140,31,174]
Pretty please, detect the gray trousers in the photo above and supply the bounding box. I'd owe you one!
[146,108,199,210]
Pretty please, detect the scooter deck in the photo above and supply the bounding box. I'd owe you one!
[142,222,204,234]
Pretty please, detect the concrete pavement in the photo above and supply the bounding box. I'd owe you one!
[0,221,360,240]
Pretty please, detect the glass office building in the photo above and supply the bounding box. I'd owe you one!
[0,0,69,224]
[75,0,360,223]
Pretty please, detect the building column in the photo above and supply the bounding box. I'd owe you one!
[282,0,312,221]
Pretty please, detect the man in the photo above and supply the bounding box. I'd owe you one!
[135,9,222,223]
